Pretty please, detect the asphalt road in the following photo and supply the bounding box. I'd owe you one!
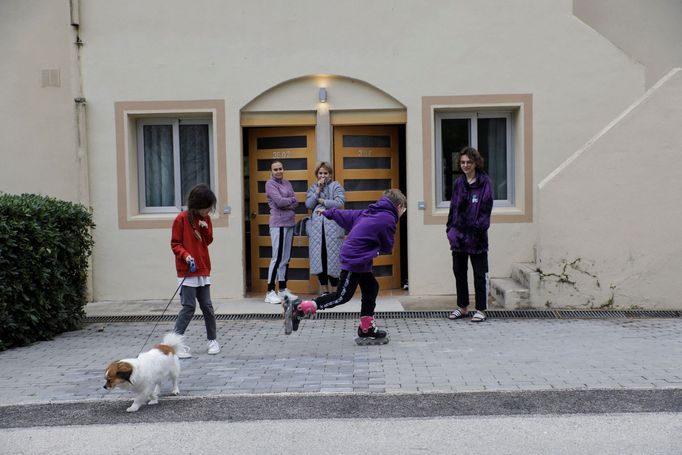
[2,389,682,454]
[2,412,681,454]
[1,389,681,429]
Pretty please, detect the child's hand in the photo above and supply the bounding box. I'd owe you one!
[186,255,196,272]
[198,220,208,229]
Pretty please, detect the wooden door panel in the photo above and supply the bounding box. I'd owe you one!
[333,125,401,289]
[248,127,316,295]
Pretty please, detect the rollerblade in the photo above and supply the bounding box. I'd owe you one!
[295,300,317,331]
[355,316,389,346]
[283,298,313,334]
[282,296,293,335]
[297,300,317,316]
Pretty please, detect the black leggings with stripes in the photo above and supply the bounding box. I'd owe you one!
[313,269,378,317]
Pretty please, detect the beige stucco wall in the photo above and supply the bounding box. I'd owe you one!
[537,69,682,309]
[574,0,682,88]
[72,0,646,300]
[0,0,82,203]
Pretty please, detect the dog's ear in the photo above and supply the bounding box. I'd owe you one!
[116,362,133,382]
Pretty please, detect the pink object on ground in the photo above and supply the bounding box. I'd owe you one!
[298,300,317,315]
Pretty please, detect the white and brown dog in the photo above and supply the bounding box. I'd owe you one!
[104,333,185,412]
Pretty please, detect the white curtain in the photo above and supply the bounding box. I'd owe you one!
[479,118,507,200]
[180,124,210,205]
[143,124,174,207]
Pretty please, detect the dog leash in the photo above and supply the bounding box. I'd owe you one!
[137,258,195,355]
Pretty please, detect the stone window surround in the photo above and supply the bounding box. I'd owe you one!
[421,94,533,225]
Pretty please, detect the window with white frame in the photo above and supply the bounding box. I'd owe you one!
[435,111,514,208]
[137,118,214,213]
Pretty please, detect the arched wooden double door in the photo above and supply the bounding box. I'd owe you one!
[247,125,401,295]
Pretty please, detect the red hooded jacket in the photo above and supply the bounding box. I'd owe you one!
[171,211,213,277]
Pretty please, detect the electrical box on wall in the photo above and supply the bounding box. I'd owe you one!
[41,69,61,87]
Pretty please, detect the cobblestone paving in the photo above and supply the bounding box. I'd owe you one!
[0,318,681,405]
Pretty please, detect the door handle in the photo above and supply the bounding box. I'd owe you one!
[250,212,257,220]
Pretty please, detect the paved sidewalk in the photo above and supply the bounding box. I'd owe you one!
[1,315,681,406]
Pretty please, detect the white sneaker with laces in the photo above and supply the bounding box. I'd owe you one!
[207,339,220,355]
[176,345,192,359]
[278,288,298,301]
[265,290,282,304]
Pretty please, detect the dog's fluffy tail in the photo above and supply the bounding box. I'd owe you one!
[161,332,187,351]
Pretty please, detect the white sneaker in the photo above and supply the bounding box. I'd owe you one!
[176,345,192,359]
[265,290,282,304]
[207,339,220,355]
[278,288,298,301]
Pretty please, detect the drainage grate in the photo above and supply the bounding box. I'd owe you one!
[487,310,557,319]
[559,310,617,319]
[83,309,681,324]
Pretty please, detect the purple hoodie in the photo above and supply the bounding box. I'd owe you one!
[323,196,399,273]
[446,173,493,254]
[266,176,298,227]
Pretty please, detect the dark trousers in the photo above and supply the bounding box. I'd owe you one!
[452,251,489,312]
[314,269,379,317]
[317,223,339,287]
[317,272,339,287]
[174,285,217,340]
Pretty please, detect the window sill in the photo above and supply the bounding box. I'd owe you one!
[119,213,228,230]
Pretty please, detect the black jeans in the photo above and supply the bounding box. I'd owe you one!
[314,269,379,317]
[452,251,489,312]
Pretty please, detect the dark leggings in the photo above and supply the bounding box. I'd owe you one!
[314,270,378,317]
[452,251,489,312]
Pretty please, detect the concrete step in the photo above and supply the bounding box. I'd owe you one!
[490,277,531,309]
[511,262,540,289]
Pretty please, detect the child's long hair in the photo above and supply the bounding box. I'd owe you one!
[186,183,216,226]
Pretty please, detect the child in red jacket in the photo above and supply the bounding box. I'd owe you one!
[171,184,220,358]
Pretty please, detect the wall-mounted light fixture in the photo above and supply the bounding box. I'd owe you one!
[319,87,327,103]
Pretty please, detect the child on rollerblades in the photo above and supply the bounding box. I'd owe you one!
[285,188,407,345]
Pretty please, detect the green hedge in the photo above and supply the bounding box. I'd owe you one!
[0,193,95,350]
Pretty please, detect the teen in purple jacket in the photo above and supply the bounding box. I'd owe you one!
[294,189,407,342]
[446,147,493,323]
